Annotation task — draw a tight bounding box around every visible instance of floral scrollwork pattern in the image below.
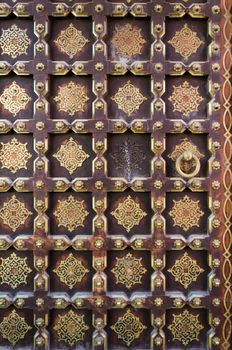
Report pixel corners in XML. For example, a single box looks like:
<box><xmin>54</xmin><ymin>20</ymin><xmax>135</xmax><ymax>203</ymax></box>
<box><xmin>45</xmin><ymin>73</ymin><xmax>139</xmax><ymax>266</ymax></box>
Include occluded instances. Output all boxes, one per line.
<box><xmin>0</xmin><ymin>138</ymin><xmax>31</xmax><ymax>173</ymax></box>
<box><xmin>0</xmin><ymin>24</ymin><xmax>31</xmax><ymax>58</ymax></box>
<box><xmin>0</xmin><ymin>81</ymin><xmax>31</xmax><ymax>116</ymax></box>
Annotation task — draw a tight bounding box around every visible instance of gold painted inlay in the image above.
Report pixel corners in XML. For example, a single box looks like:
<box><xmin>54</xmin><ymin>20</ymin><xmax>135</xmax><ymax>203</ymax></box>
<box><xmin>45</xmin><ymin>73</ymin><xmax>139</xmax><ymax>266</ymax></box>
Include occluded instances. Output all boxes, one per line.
<box><xmin>111</xmin><ymin>80</ymin><xmax>147</xmax><ymax>116</ymax></box>
<box><xmin>0</xmin><ymin>24</ymin><xmax>31</xmax><ymax>58</ymax></box>
<box><xmin>168</xmin><ymin>310</ymin><xmax>204</xmax><ymax>346</ymax></box>
<box><xmin>168</xmin><ymin>24</ymin><xmax>203</xmax><ymax>59</ymax></box>
<box><xmin>111</xmin><ymin>252</ymin><xmax>147</xmax><ymax>289</ymax></box>
<box><xmin>54</xmin><ymin>23</ymin><xmax>89</xmax><ymax>58</ymax></box>
<box><xmin>0</xmin><ymin>82</ymin><xmax>31</xmax><ymax>116</ymax></box>
<box><xmin>0</xmin><ymin>138</ymin><xmax>31</xmax><ymax>173</ymax></box>
<box><xmin>111</xmin><ymin>195</ymin><xmax>147</xmax><ymax>232</ymax></box>
<box><xmin>53</xmin><ymin>253</ymin><xmax>89</xmax><ymax>289</ymax></box>
<box><xmin>54</xmin><ymin>195</ymin><xmax>89</xmax><ymax>232</ymax></box>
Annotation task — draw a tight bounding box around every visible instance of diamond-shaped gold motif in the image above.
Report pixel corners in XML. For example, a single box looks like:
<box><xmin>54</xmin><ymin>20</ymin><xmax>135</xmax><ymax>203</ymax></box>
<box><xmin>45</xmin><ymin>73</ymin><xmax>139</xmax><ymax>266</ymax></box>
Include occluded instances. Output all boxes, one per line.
<box><xmin>54</xmin><ymin>23</ymin><xmax>89</xmax><ymax>59</ymax></box>
<box><xmin>54</xmin><ymin>310</ymin><xmax>89</xmax><ymax>346</ymax></box>
<box><xmin>169</xmin><ymin>81</ymin><xmax>203</xmax><ymax>117</ymax></box>
<box><xmin>53</xmin><ymin>137</ymin><xmax>89</xmax><ymax>175</ymax></box>
<box><xmin>54</xmin><ymin>81</ymin><xmax>89</xmax><ymax>116</ymax></box>
<box><xmin>0</xmin><ymin>81</ymin><xmax>31</xmax><ymax>116</ymax></box>
<box><xmin>0</xmin><ymin>310</ymin><xmax>32</xmax><ymax>346</ymax></box>
<box><xmin>169</xmin><ymin>195</ymin><xmax>204</xmax><ymax>232</ymax></box>
<box><xmin>0</xmin><ymin>138</ymin><xmax>31</xmax><ymax>173</ymax></box>
<box><xmin>111</xmin><ymin>252</ymin><xmax>147</xmax><ymax>289</ymax></box>
<box><xmin>0</xmin><ymin>24</ymin><xmax>31</xmax><ymax>58</ymax></box>
<box><xmin>54</xmin><ymin>195</ymin><xmax>89</xmax><ymax>232</ymax></box>
<box><xmin>111</xmin><ymin>195</ymin><xmax>147</xmax><ymax>233</ymax></box>
<box><xmin>111</xmin><ymin>309</ymin><xmax>147</xmax><ymax>346</ymax></box>
<box><xmin>111</xmin><ymin>80</ymin><xmax>147</xmax><ymax>116</ymax></box>
<box><xmin>53</xmin><ymin>253</ymin><xmax>89</xmax><ymax>289</ymax></box>
<box><xmin>0</xmin><ymin>195</ymin><xmax>32</xmax><ymax>232</ymax></box>
<box><xmin>0</xmin><ymin>252</ymin><xmax>32</xmax><ymax>289</ymax></box>
<box><xmin>168</xmin><ymin>252</ymin><xmax>204</xmax><ymax>289</ymax></box>
<box><xmin>168</xmin><ymin>24</ymin><xmax>203</xmax><ymax>59</ymax></box>
<box><xmin>112</xmin><ymin>23</ymin><xmax>146</xmax><ymax>59</ymax></box>
<box><xmin>168</xmin><ymin>310</ymin><xmax>204</xmax><ymax>346</ymax></box>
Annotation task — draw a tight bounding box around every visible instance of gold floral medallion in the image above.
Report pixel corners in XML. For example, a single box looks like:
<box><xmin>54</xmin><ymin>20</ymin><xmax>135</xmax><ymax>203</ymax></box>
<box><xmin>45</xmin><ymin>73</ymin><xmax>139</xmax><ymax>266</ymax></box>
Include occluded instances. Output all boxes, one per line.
<box><xmin>0</xmin><ymin>310</ymin><xmax>32</xmax><ymax>346</ymax></box>
<box><xmin>168</xmin><ymin>309</ymin><xmax>204</xmax><ymax>346</ymax></box>
<box><xmin>169</xmin><ymin>195</ymin><xmax>204</xmax><ymax>232</ymax></box>
<box><xmin>53</xmin><ymin>137</ymin><xmax>89</xmax><ymax>175</ymax></box>
<box><xmin>0</xmin><ymin>252</ymin><xmax>32</xmax><ymax>289</ymax></box>
<box><xmin>111</xmin><ymin>309</ymin><xmax>146</xmax><ymax>346</ymax></box>
<box><xmin>0</xmin><ymin>24</ymin><xmax>31</xmax><ymax>58</ymax></box>
<box><xmin>169</xmin><ymin>139</ymin><xmax>204</xmax><ymax>162</ymax></box>
<box><xmin>0</xmin><ymin>195</ymin><xmax>32</xmax><ymax>232</ymax></box>
<box><xmin>0</xmin><ymin>81</ymin><xmax>31</xmax><ymax>116</ymax></box>
<box><xmin>112</xmin><ymin>23</ymin><xmax>146</xmax><ymax>59</ymax></box>
<box><xmin>169</xmin><ymin>81</ymin><xmax>203</xmax><ymax>116</ymax></box>
<box><xmin>54</xmin><ymin>23</ymin><xmax>89</xmax><ymax>59</ymax></box>
<box><xmin>168</xmin><ymin>252</ymin><xmax>204</xmax><ymax>289</ymax></box>
<box><xmin>53</xmin><ymin>253</ymin><xmax>89</xmax><ymax>289</ymax></box>
<box><xmin>54</xmin><ymin>81</ymin><xmax>89</xmax><ymax>115</ymax></box>
<box><xmin>111</xmin><ymin>195</ymin><xmax>147</xmax><ymax>233</ymax></box>
<box><xmin>0</xmin><ymin>138</ymin><xmax>31</xmax><ymax>173</ymax></box>
<box><xmin>54</xmin><ymin>195</ymin><xmax>89</xmax><ymax>232</ymax></box>
<box><xmin>168</xmin><ymin>24</ymin><xmax>203</xmax><ymax>59</ymax></box>
<box><xmin>54</xmin><ymin>310</ymin><xmax>89</xmax><ymax>346</ymax></box>
<box><xmin>111</xmin><ymin>80</ymin><xmax>147</xmax><ymax>116</ymax></box>
<box><xmin>111</xmin><ymin>252</ymin><xmax>147</xmax><ymax>289</ymax></box>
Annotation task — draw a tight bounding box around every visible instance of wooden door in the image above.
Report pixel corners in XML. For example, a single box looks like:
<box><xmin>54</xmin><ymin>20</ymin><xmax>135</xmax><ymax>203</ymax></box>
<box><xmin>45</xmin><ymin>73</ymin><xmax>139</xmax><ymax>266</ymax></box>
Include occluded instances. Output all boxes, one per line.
<box><xmin>0</xmin><ymin>1</ymin><xmax>231</xmax><ymax>349</ymax></box>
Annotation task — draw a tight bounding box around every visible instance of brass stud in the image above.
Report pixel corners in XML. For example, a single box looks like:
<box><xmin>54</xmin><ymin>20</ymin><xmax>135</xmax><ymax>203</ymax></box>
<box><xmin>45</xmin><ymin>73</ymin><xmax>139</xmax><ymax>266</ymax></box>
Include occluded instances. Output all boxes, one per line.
<box><xmin>16</xmin><ymin>5</ymin><xmax>25</xmax><ymax>14</ymax></box>
<box><xmin>36</xmin><ymin>63</ymin><xmax>45</xmax><ymax>71</ymax></box>
<box><xmin>36</xmin><ymin>24</ymin><xmax>45</xmax><ymax>33</ymax></box>
<box><xmin>134</xmin><ymin>121</ymin><xmax>143</xmax><ymax>131</ymax></box>
<box><xmin>212</xmin><ymin>239</ymin><xmax>220</xmax><ymax>248</ymax></box>
<box><xmin>134</xmin><ymin>239</ymin><xmax>143</xmax><ymax>248</ymax></box>
<box><xmin>35</xmin><ymin>180</ymin><xmax>44</xmax><ymax>189</ymax></box>
<box><xmin>174</xmin><ymin>240</ymin><xmax>183</xmax><ymax>248</ymax></box>
<box><xmin>75</xmin><ymin>298</ymin><xmax>84</xmax><ymax>307</ymax></box>
<box><xmin>212</xmin><ymin>317</ymin><xmax>221</xmax><ymax>326</ymax></box>
<box><xmin>95</xmin><ymin>318</ymin><xmax>103</xmax><ymax>328</ymax></box>
<box><xmin>36</xmin><ymin>277</ymin><xmax>44</xmax><ymax>288</ymax></box>
<box><xmin>95</xmin><ymin>141</ymin><xmax>104</xmax><ymax>150</ymax></box>
<box><xmin>95</xmin><ymin>219</ymin><xmax>103</xmax><ymax>229</ymax></box>
<box><xmin>0</xmin><ymin>121</ymin><xmax>5</xmax><ymax>131</ymax></box>
<box><xmin>94</xmin><ymin>239</ymin><xmax>104</xmax><ymax>249</ymax></box>
<box><xmin>36</xmin><ymin>298</ymin><xmax>44</xmax><ymax>307</ymax></box>
<box><xmin>74</xmin><ymin>180</ymin><xmax>84</xmax><ymax>190</ymax></box>
<box><xmin>212</xmin><ymin>24</ymin><xmax>220</xmax><ymax>33</ymax></box>
<box><xmin>95</xmin><ymin>24</ymin><xmax>103</xmax><ymax>33</ymax></box>
<box><xmin>95</xmin><ymin>298</ymin><xmax>104</xmax><ymax>307</ymax></box>
<box><xmin>192</xmin><ymin>179</ymin><xmax>201</xmax><ymax>189</ymax></box>
<box><xmin>193</xmin><ymin>239</ymin><xmax>201</xmax><ymax>248</ymax></box>
<box><xmin>95</xmin><ymin>259</ymin><xmax>104</xmax><ymax>270</ymax></box>
<box><xmin>0</xmin><ymin>239</ymin><xmax>6</xmax><ymax>248</ymax></box>
<box><xmin>55</xmin><ymin>239</ymin><xmax>64</xmax><ymax>249</ymax></box>
<box><xmin>95</xmin><ymin>62</ymin><xmax>104</xmax><ymax>71</ymax></box>
<box><xmin>95</xmin><ymin>4</ymin><xmax>103</xmax><ymax>12</ymax></box>
<box><xmin>212</xmin><ymin>298</ymin><xmax>221</xmax><ymax>306</ymax></box>
<box><xmin>173</xmin><ymin>298</ymin><xmax>183</xmax><ymax>307</ymax></box>
<box><xmin>155</xmin><ymin>239</ymin><xmax>163</xmax><ymax>248</ymax></box>
<box><xmin>212</xmin><ymin>161</ymin><xmax>220</xmax><ymax>170</ymax></box>
<box><xmin>212</xmin><ymin>218</ymin><xmax>220</xmax><ymax>228</ymax></box>
<box><xmin>212</xmin><ymin>278</ymin><xmax>220</xmax><ymax>287</ymax></box>
<box><xmin>75</xmin><ymin>63</ymin><xmax>84</xmax><ymax>72</ymax></box>
<box><xmin>212</xmin><ymin>122</ymin><xmax>220</xmax><ymax>130</ymax></box>
<box><xmin>212</xmin><ymin>63</ymin><xmax>220</xmax><ymax>72</ymax></box>
<box><xmin>36</xmin><ymin>82</ymin><xmax>45</xmax><ymax>92</ymax></box>
<box><xmin>35</xmin><ymin>318</ymin><xmax>44</xmax><ymax>327</ymax></box>
<box><xmin>154</xmin><ymin>297</ymin><xmax>163</xmax><ymax>306</ymax></box>
<box><xmin>212</xmin><ymin>5</ymin><xmax>220</xmax><ymax>14</ymax></box>
<box><xmin>36</xmin><ymin>122</ymin><xmax>45</xmax><ymax>131</ymax></box>
<box><xmin>35</xmin><ymin>258</ymin><xmax>45</xmax><ymax>269</ymax></box>
<box><xmin>173</xmin><ymin>121</ymin><xmax>182</xmax><ymax>131</ymax></box>
<box><xmin>55</xmin><ymin>298</ymin><xmax>65</xmax><ymax>308</ymax></box>
<box><xmin>154</xmin><ymin>43</ymin><xmax>162</xmax><ymax>52</ymax></box>
<box><xmin>212</xmin><ymin>337</ymin><xmax>220</xmax><ymax>346</ymax></box>
<box><xmin>36</xmin><ymin>43</ymin><xmax>44</xmax><ymax>52</ymax></box>
<box><xmin>75</xmin><ymin>4</ymin><xmax>84</xmax><ymax>13</ymax></box>
<box><xmin>174</xmin><ymin>180</ymin><xmax>182</xmax><ymax>190</ymax></box>
<box><xmin>212</xmin><ymin>141</ymin><xmax>221</xmax><ymax>150</ymax></box>
<box><xmin>154</xmin><ymin>141</ymin><xmax>163</xmax><ymax>149</ymax></box>
<box><xmin>192</xmin><ymin>63</ymin><xmax>201</xmax><ymax>73</ymax></box>
<box><xmin>16</xmin><ymin>121</ymin><xmax>26</xmax><ymax>131</ymax></box>
<box><xmin>74</xmin><ymin>239</ymin><xmax>84</xmax><ymax>249</ymax></box>
<box><xmin>154</xmin><ymin>63</ymin><xmax>163</xmax><ymax>72</ymax></box>
<box><xmin>95</xmin><ymin>160</ymin><xmax>103</xmax><ymax>170</ymax></box>
<box><xmin>213</xmin><ymin>102</ymin><xmax>220</xmax><ymax>111</ymax></box>
<box><xmin>155</xmin><ymin>101</ymin><xmax>163</xmax><ymax>110</ymax></box>
<box><xmin>192</xmin><ymin>5</ymin><xmax>201</xmax><ymax>14</ymax></box>
<box><xmin>212</xmin><ymin>259</ymin><xmax>220</xmax><ymax>268</ymax></box>
<box><xmin>154</xmin><ymin>258</ymin><xmax>163</xmax><ymax>268</ymax></box>
<box><xmin>173</xmin><ymin>63</ymin><xmax>182</xmax><ymax>72</ymax></box>
<box><xmin>15</xmin><ymin>179</ymin><xmax>24</xmax><ymax>189</ymax></box>
<box><xmin>36</xmin><ymin>239</ymin><xmax>45</xmax><ymax>248</ymax></box>
<box><xmin>154</xmin><ymin>121</ymin><xmax>163</xmax><ymax>129</ymax></box>
<box><xmin>36</xmin><ymin>218</ymin><xmax>45</xmax><ymax>229</ymax></box>
<box><xmin>75</xmin><ymin>121</ymin><xmax>84</xmax><ymax>131</ymax></box>
<box><xmin>212</xmin><ymin>43</ymin><xmax>219</xmax><ymax>53</ymax></box>
<box><xmin>114</xmin><ymin>63</ymin><xmax>124</xmax><ymax>72</ymax></box>
<box><xmin>155</xmin><ymin>160</ymin><xmax>162</xmax><ymax>169</ymax></box>
<box><xmin>56</xmin><ymin>4</ymin><xmax>64</xmax><ymax>13</ymax></box>
<box><xmin>192</xmin><ymin>297</ymin><xmax>201</xmax><ymax>306</ymax></box>
<box><xmin>95</xmin><ymin>82</ymin><xmax>104</xmax><ymax>92</ymax></box>
<box><xmin>95</xmin><ymin>200</ymin><xmax>103</xmax><ymax>209</ymax></box>
<box><xmin>212</xmin><ymin>180</ymin><xmax>220</xmax><ymax>189</ymax></box>
<box><xmin>35</xmin><ymin>337</ymin><xmax>45</xmax><ymax>347</ymax></box>
<box><xmin>95</xmin><ymin>121</ymin><xmax>104</xmax><ymax>130</ymax></box>
<box><xmin>212</xmin><ymin>200</ymin><xmax>220</xmax><ymax>209</ymax></box>
<box><xmin>15</xmin><ymin>298</ymin><xmax>25</xmax><ymax>308</ymax></box>
<box><xmin>95</xmin><ymin>101</ymin><xmax>104</xmax><ymax>110</ymax></box>
<box><xmin>114</xmin><ymin>239</ymin><xmax>123</xmax><ymax>248</ymax></box>
<box><xmin>36</xmin><ymin>101</ymin><xmax>45</xmax><ymax>110</ymax></box>
<box><xmin>154</xmin><ymin>180</ymin><xmax>162</xmax><ymax>189</ymax></box>
<box><xmin>134</xmin><ymin>180</ymin><xmax>143</xmax><ymax>190</ymax></box>
<box><xmin>95</xmin><ymin>181</ymin><xmax>103</xmax><ymax>190</ymax></box>
<box><xmin>154</xmin><ymin>24</ymin><xmax>162</xmax><ymax>32</ymax></box>
<box><xmin>154</xmin><ymin>278</ymin><xmax>162</xmax><ymax>287</ymax></box>
<box><xmin>134</xmin><ymin>5</ymin><xmax>143</xmax><ymax>15</ymax></box>
<box><xmin>174</xmin><ymin>5</ymin><xmax>182</xmax><ymax>13</ymax></box>
<box><xmin>35</xmin><ymin>141</ymin><xmax>44</xmax><ymax>151</ymax></box>
<box><xmin>114</xmin><ymin>121</ymin><xmax>124</xmax><ymax>131</ymax></box>
<box><xmin>134</xmin><ymin>63</ymin><xmax>143</xmax><ymax>72</ymax></box>
<box><xmin>115</xmin><ymin>5</ymin><xmax>123</xmax><ymax>14</ymax></box>
<box><xmin>114</xmin><ymin>180</ymin><xmax>124</xmax><ymax>190</ymax></box>
<box><xmin>154</xmin><ymin>5</ymin><xmax>163</xmax><ymax>13</ymax></box>
<box><xmin>95</xmin><ymin>43</ymin><xmax>103</xmax><ymax>52</ymax></box>
<box><xmin>154</xmin><ymin>317</ymin><xmax>162</xmax><ymax>327</ymax></box>
<box><xmin>36</xmin><ymin>4</ymin><xmax>44</xmax><ymax>12</ymax></box>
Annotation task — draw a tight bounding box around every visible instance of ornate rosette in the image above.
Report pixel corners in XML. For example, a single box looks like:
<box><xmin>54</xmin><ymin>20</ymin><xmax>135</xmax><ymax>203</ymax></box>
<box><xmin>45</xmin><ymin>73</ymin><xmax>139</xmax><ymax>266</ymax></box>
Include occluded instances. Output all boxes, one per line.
<box><xmin>0</xmin><ymin>310</ymin><xmax>31</xmax><ymax>346</ymax></box>
<box><xmin>0</xmin><ymin>138</ymin><xmax>31</xmax><ymax>173</ymax></box>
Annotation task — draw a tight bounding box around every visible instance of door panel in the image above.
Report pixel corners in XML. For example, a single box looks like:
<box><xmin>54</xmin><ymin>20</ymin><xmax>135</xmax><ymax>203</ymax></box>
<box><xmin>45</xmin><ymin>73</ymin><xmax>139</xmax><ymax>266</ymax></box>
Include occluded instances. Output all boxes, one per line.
<box><xmin>0</xmin><ymin>1</ymin><xmax>231</xmax><ymax>349</ymax></box>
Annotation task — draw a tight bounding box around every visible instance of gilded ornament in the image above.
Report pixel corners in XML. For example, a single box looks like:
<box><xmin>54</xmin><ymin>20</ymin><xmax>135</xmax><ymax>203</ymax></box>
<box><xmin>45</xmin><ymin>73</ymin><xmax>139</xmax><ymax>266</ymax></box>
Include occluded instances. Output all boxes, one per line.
<box><xmin>0</xmin><ymin>82</ymin><xmax>31</xmax><ymax>116</ymax></box>
<box><xmin>168</xmin><ymin>24</ymin><xmax>203</xmax><ymax>59</ymax></box>
<box><xmin>168</xmin><ymin>310</ymin><xmax>204</xmax><ymax>346</ymax></box>
<box><xmin>168</xmin><ymin>252</ymin><xmax>204</xmax><ymax>289</ymax></box>
<box><xmin>111</xmin><ymin>80</ymin><xmax>147</xmax><ymax>116</ymax></box>
<box><xmin>111</xmin><ymin>309</ymin><xmax>146</xmax><ymax>346</ymax></box>
<box><xmin>169</xmin><ymin>195</ymin><xmax>204</xmax><ymax>232</ymax></box>
<box><xmin>54</xmin><ymin>23</ymin><xmax>89</xmax><ymax>59</ymax></box>
<box><xmin>54</xmin><ymin>310</ymin><xmax>88</xmax><ymax>346</ymax></box>
<box><xmin>168</xmin><ymin>81</ymin><xmax>203</xmax><ymax>116</ymax></box>
<box><xmin>53</xmin><ymin>253</ymin><xmax>89</xmax><ymax>289</ymax></box>
<box><xmin>0</xmin><ymin>252</ymin><xmax>32</xmax><ymax>289</ymax></box>
<box><xmin>111</xmin><ymin>252</ymin><xmax>147</xmax><ymax>289</ymax></box>
<box><xmin>0</xmin><ymin>195</ymin><xmax>32</xmax><ymax>232</ymax></box>
<box><xmin>54</xmin><ymin>81</ymin><xmax>89</xmax><ymax>116</ymax></box>
<box><xmin>0</xmin><ymin>138</ymin><xmax>31</xmax><ymax>173</ymax></box>
<box><xmin>54</xmin><ymin>195</ymin><xmax>89</xmax><ymax>232</ymax></box>
<box><xmin>53</xmin><ymin>137</ymin><xmax>89</xmax><ymax>174</ymax></box>
<box><xmin>0</xmin><ymin>310</ymin><xmax>31</xmax><ymax>346</ymax></box>
<box><xmin>0</xmin><ymin>24</ymin><xmax>31</xmax><ymax>58</ymax></box>
<box><xmin>112</xmin><ymin>23</ymin><xmax>146</xmax><ymax>59</ymax></box>
<box><xmin>111</xmin><ymin>195</ymin><xmax>147</xmax><ymax>232</ymax></box>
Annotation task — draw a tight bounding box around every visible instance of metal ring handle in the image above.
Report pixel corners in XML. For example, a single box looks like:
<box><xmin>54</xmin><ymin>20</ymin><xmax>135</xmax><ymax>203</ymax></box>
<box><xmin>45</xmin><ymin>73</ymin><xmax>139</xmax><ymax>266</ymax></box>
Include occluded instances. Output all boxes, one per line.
<box><xmin>175</xmin><ymin>151</ymin><xmax>200</xmax><ymax>178</ymax></box>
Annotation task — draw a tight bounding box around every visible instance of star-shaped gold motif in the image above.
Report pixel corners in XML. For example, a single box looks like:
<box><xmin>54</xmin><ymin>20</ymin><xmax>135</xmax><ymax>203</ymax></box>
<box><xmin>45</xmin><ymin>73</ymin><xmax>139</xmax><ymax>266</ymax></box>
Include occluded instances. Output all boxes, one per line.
<box><xmin>169</xmin><ymin>81</ymin><xmax>203</xmax><ymax>117</ymax></box>
<box><xmin>54</xmin><ymin>81</ymin><xmax>89</xmax><ymax>116</ymax></box>
<box><xmin>168</xmin><ymin>310</ymin><xmax>204</xmax><ymax>346</ymax></box>
<box><xmin>54</xmin><ymin>310</ymin><xmax>89</xmax><ymax>346</ymax></box>
<box><xmin>0</xmin><ymin>24</ymin><xmax>31</xmax><ymax>58</ymax></box>
<box><xmin>54</xmin><ymin>23</ymin><xmax>89</xmax><ymax>59</ymax></box>
<box><xmin>0</xmin><ymin>195</ymin><xmax>32</xmax><ymax>232</ymax></box>
<box><xmin>168</xmin><ymin>24</ymin><xmax>203</xmax><ymax>59</ymax></box>
<box><xmin>53</xmin><ymin>253</ymin><xmax>89</xmax><ymax>289</ymax></box>
<box><xmin>169</xmin><ymin>195</ymin><xmax>204</xmax><ymax>232</ymax></box>
<box><xmin>53</xmin><ymin>137</ymin><xmax>89</xmax><ymax>175</ymax></box>
<box><xmin>112</xmin><ymin>23</ymin><xmax>146</xmax><ymax>59</ymax></box>
<box><xmin>0</xmin><ymin>252</ymin><xmax>32</xmax><ymax>289</ymax></box>
<box><xmin>168</xmin><ymin>252</ymin><xmax>204</xmax><ymax>289</ymax></box>
<box><xmin>111</xmin><ymin>195</ymin><xmax>147</xmax><ymax>233</ymax></box>
<box><xmin>0</xmin><ymin>310</ymin><xmax>32</xmax><ymax>347</ymax></box>
<box><xmin>0</xmin><ymin>81</ymin><xmax>31</xmax><ymax>116</ymax></box>
<box><xmin>0</xmin><ymin>138</ymin><xmax>31</xmax><ymax>173</ymax></box>
<box><xmin>54</xmin><ymin>195</ymin><xmax>89</xmax><ymax>232</ymax></box>
<box><xmin>111</xmin><ymin>252</ymin><xmax>147</xmax><ymax>289</ymax></box>
<box><xmin>111</xmin><ymin>309</ymin><xmax>146</xmax><ymax>346</ymax></box>
<box><xmin>111</xmin><ymin>81</ymin><xmax>147</xmax><ymax>116</ymax></box>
